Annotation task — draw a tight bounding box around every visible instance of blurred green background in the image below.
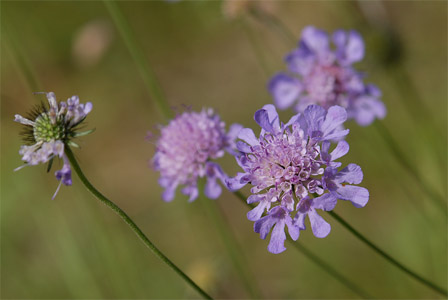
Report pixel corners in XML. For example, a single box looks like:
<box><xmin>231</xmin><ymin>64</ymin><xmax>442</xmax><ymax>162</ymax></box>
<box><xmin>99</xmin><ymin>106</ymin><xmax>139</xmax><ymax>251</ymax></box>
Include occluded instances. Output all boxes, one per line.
<box><xmin>1</xmin><ymin>1</ymin><xmax>446</xmax><ymax>299</ymax></box>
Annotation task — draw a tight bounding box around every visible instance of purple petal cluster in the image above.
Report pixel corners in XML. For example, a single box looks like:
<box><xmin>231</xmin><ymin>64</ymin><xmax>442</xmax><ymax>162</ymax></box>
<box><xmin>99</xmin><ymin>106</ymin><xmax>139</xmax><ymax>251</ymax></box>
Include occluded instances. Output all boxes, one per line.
<box><xmin>153</xmin><ymin>108</ymin><xmax>242</xmax><ymax>202</ymax></box>
<box><xmin>227</xmin><ymin>104</ymin><xmax>368</xmax><ymax>254</ymax></box>
<box><xmin>269</xmin><ymin>26</ymin><xmax>386</xmax><ymax>126</ymax></box>
<box><xmin>14</xmin><ymin>92</ymin><xmax>92</xmax><ymax>199</ymax></box>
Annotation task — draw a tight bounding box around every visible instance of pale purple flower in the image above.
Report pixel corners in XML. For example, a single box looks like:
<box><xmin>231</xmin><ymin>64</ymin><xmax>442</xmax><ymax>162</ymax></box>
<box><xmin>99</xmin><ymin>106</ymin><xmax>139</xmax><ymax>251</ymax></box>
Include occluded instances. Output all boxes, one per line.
<box><xmin>227</xmin><ymin>104</ymin><xmax>368</xmax><ymax>254</ymax></box>
<box><xmin>14</xmin><ymin>92</ymin><xmax>93</xmax><ymax>199</ymax></box>
<box><xmin>269</xmin><ymin>26</ymin><xmax>386</xmax><ymax>126</ymax></box>
<box><xmin>153</xmin><ymin>108</ymin><xmax>242</xmax><ymax>202</ymax></box>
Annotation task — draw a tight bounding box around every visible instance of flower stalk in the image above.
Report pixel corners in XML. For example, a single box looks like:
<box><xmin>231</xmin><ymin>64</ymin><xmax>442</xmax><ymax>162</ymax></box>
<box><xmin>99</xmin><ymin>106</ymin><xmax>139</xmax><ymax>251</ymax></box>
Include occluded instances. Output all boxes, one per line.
<box><xmin>247</xmin><ymin>8</ymin><xmax>446</xmax><ymax>213</ymax></box>
<box><xmin>233</xmin><ymin>191</ymin><xmax>371</xmax><ymax>299</ymax></box>
<box><xmin>104</xmin><ymin>0</ymin><xmax>173</xmax><ymax>120</ymax></box>
<box><xmin>65</xmin><ymin>146</ymin><xmax>212</xmax><ymax>299</ymax></box>
<box><xmin>327</xmin><ymin>210</ymin><xmax>447</xmax><ymax>297</ymax></box>
<box><xmin>198</xmin><ymin>187</ymin><xmax>261</xmax><ymax>298</ymax></box>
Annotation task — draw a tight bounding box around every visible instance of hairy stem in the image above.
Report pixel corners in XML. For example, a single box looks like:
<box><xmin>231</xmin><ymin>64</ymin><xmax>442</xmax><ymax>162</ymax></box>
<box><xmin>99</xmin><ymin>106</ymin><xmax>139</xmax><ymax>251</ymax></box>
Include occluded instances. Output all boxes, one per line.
<box><xmin>65</xmin><ymin>146</ymin><xmax>212</xmax><ymax>299</ymax></box>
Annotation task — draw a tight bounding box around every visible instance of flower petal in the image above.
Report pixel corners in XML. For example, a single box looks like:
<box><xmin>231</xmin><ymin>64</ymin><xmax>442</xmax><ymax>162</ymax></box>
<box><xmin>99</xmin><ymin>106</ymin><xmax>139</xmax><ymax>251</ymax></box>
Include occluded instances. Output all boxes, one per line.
<box><xmin>226</xmin><ymin>172</ymin><xmax>249</xmax><ymax>191</ymax></box>
<box><xmin>204</xmin><ymin>176</ymin><xmax>222</xmax><ymax>199</ymax></box>
<box><xmin>298</xmin><ymin>104</ymin><xmax>326</xmax><ymax>138</ymax></box>
<box><xmin>302</xmin><ymin>26</ymin><xmax>329</xmax><ymax>55</ymax></box>
<box><xmin>335</xmin><ymin>163</ymin><xmax>363</xmax><ymax>185</ymax></box>
<box><xmin>308</xmin><ymin>209</ymin><xmax>331</xmax><ymax>238</ymax></box>
<box><xmin>330</xmin><ymin>140</ymin><xmax>349</xmax><ymax>161</ymax></box>
<box><xmin>238</xmin><ymin>128</ymin><xmax>259</xmax><ymax>146</ymax></box>
<box><xmin>268</xmin><ymin>73</ymin><xmax>301</xmax><ymax>110</ymax></box>
<box><xmin>321</xmin><ymin>106</ymin><xmax>347</xmax><ymax>138</ymax></box>
<box><xmin>227</xmin><ymin>123</ymin><xmax>243</xmax><ymax>141</ymax></box>
<box><xmin>254</xmin><ymin>214</ymin><xmax>277</xmax><ymax>239</ymax></box>
<box><xmin>336</xmin><ymin>185</ymin><xmax>369</xmax><ymax>208</ymax></box>
<box><xmin>285</xmin><ymin>44</ymin><xmax>315</xmax><ymax>76</ymax></box>
<box><xmin>312</xmin><ymin>193</ymin><xmax>337</xmax><ymax>211</ymax></box>
<box><xmin>268</xmin><ymin>221</ymin><xmax>287</xmax><ymax>254</ymax></box>
<box><xmin>285</xmin><ymin>216</ymin><xmax>300</xmax><ymax>241</ymax></box>
<box><xmin>345</xmin><ymin>30</ymin><xmax>364</xmax><ymax>64</ymax></box>
<box><xmin>247</xmin><ymin>200</ymin><xmax>270</xmax><ymax>221</ymax></box>
<box><xmin>293</xmin><ymin>213</ymin><xmax>306</xmax><ymax>230</ymax></box>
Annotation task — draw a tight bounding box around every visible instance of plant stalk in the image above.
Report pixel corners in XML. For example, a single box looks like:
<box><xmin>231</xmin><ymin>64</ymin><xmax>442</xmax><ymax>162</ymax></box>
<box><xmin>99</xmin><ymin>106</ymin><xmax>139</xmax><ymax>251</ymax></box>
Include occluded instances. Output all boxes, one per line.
<box><xmin>327</xmin><ymin>210</ymin><xmax>447</xmax><ymax>297</ymax></box>
<box><xmin>65</xmin><ymin>146</ymin><xmax>212</xmax><ymax>299</ymax></box>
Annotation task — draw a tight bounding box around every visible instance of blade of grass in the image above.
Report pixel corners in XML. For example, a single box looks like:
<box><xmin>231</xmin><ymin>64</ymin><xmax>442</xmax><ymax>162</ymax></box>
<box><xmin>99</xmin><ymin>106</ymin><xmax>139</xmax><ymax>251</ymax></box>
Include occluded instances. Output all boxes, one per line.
<box><xmin>104</xmin><ymin>0</ymin><xmax>173</xmax><ymax>120</ymax></box>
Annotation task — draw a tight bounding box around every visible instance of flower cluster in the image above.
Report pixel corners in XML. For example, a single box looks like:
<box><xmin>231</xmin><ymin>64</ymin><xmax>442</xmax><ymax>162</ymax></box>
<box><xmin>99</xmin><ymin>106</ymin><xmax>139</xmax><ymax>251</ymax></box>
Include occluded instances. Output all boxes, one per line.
<box><xmin>14</xmin><ymin>92</ymin><xmax>93</xmax><ymax>199</ymax></box>
<box><xmin>227</xmin><ymin>104</ymin><xmax>369</xmax><ymax>253</ymax></box>
<box><xmin>152</xmin><ymin>108</ymin><xmax>242</xmax><ymax>202</ymax></box>
<box><xmin>269</xmin><ymin>26</ymin><xmax>386</xmax><ymax>126</ymax></box>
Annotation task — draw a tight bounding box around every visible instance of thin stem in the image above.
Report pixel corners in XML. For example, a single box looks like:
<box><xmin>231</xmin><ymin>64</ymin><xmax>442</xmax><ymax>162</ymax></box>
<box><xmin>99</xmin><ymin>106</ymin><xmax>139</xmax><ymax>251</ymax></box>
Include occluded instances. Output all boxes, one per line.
<box><xmin>327</xmin><ymin>210</ymin><xmax>447</xmax><ymax>297</ymax></box>
<box><xmin>240</xmin><ymin>17</ymin><xmax>272</xmax><ymax>77</ymax></box>
<box><xmin>248</xmin><ymin>8</ymin><xmax>447</xmax><ymax>213</ymax></box>
<box><xmin>374</xmin><ymin>121</ymin><xmax>447</xmax><ymax>213</ymax></box>
<box><xmin>249</xmin><ymin>8</ymin><xmax>296</xmax><ymax>46</ymax></box>
<box><xmin>104</xmin><ymin>0</ymin><xmax>173</xmax><ymax>120</ymax></box>
<box><xmin>199</xmin><ymin>192</ymin><xmax>261</xmax><ymax>298</ymax></box>
<box><xmin>4</xmin><ymin>24</ymin><xmax>42</xmax><ymax>93</ymax></box>
<box><xmin>65</xmin><ymin>147</ymin><xmax>212</xmax><ymax>300</ymax></box>
<box><xmin>287</xmin><ymin>240</ymin><xmax>372</xmax><ymax>299</ymax></box>
<box><xmin>233</xmin><ymin>191</ymin><xmax>371</xmax><ymax>299</ymax></box>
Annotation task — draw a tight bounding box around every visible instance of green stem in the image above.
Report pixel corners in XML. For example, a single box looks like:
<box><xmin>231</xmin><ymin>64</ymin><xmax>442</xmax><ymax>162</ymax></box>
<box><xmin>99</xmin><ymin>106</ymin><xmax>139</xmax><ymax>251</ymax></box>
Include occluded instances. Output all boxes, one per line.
<box><xmin>233</xmin><ymin>191</ymin><xmax>371</xmax><ymax>298</ymax></box>
<box><xmin>327</xmin><ymin>210</ymin><xmax>447</xmax><ymax>297</ymax></box>
<box><xmin>374</xmin><ymin>121</ymin><xmax>447</xmax><ymax>213</ymax></box>
<box><xmin>65</xmin><ymin>146</ymin><xmax>212</xmax><ymax>299</ymax></box>
<box><xmin>4</xmin><ymin>24</ymin><xmax>42</xmax><ymax>93</ymax></box>
<box><xmin>249</xmin><ymin>8</ymin><xmax>296</xmax><ymax>46</ymax></box>
<box><xmin>249</xmin><ymin>8</ymin><xmax>447</xmax><ymax>213</ymax></box>
<box><xmin>104</xmin><ymin>3</ymin><xmax>262</xmax><ymax>297</ymax></box>
<box><xmin>240</xmin><ymin>17</ymin><xmax>272</xmax><ymax>77</ymax></box>
<box><xmin>199</xmin><ymin>192</ymin><xmax>261</xmax><ymax>298</ymax></box>
<box><xmin>104</xmin><ymin>0</ymin><xmax>173</xmax><ymax>120</ymax></box>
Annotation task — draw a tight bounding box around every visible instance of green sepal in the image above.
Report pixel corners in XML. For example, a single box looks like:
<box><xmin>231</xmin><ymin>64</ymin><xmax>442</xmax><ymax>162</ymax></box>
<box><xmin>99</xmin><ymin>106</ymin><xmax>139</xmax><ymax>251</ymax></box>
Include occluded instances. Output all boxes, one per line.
<box><xmin>72</xmin><ymin>128</ymin><xmax>96</xmax><ymax>137</ymax></box>
<box><xmin>46</xmin><ymin>158</ymin><xmax>54</xmax><ymax>173</ymax></box>
<box><xmin>68</xmin><ymin>141</ymin><xmax>80</xmax><ymax>148</ymax></box>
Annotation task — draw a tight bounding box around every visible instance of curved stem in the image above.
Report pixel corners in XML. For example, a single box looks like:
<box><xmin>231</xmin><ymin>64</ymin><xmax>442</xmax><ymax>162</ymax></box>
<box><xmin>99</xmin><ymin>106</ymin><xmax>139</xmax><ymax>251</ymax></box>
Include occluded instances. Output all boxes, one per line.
<box><xmin>65</xmin><ymin>146</ymin><xmax>212</xmax><ymax>300</ymax></box>
<box><xmin>327</xmin><ymin>210</ymin><xmax>447</xmax><ymax>297</ymax></box>
<box><xmin>233</xmin><ymin>191</ymin><xmax>371</xmax><ymax>299</ymax></box>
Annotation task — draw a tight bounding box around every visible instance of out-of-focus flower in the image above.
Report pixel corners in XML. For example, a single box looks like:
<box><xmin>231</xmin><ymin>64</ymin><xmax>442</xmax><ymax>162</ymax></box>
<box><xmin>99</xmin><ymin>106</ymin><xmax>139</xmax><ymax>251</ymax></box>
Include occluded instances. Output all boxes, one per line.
<box><xmin>152</xmin><ymin>108</ymin><xmax>242</xmax><ymax>202</ymax></box>
<box><xmin>227</xmin><ymin>104</ymin><xmax>368</xmax><ymax>254</ymax></box>
<box><xmin>72</xmin><ymin>19</ymin><xmax>114</xmax><ymax>69</ymax></box>
<box><xmin>269</xmin><ymin>26</ymin><xmax>386</xmax><ymax>126</ymax></box>
<box><xmin>14</xmin><ymin>92</ymin><xmax>94</xmax><ymax>199</ymax></box>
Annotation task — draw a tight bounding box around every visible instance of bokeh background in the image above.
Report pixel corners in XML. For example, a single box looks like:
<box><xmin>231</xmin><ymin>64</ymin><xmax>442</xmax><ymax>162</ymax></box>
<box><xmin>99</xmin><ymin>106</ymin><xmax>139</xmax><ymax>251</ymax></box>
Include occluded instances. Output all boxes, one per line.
<box><xmin>1</xmin><ymin>1</ymin><xmax>447</xmax><ymax>299</ymax></box>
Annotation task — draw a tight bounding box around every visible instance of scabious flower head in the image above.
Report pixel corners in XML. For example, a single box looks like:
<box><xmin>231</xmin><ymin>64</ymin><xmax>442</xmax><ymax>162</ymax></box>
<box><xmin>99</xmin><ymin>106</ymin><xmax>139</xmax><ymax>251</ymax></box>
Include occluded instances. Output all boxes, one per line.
<box><xmin>227</xmin><ymin>104</ymin><xmax>369</xmax><ymax>254</ymax></box>
<box><xmin>269</xmin><ymin>26</ymin><xmax>386</xmax><ymax>126</ymax></box>
<box><xmin>14</xmin><ymin>92</ymin><xmax>93</xmax><ymax>199</ymax></box>
<box><xmin>152</xmin><ymin>108</ymin><xmax>242</xmax><ymax>202</ymax></box>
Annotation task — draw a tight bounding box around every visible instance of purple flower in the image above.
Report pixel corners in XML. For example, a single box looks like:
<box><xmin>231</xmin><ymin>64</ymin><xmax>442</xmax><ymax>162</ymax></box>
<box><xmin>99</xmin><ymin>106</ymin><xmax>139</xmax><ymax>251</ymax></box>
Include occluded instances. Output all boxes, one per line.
<box><xmin>152</xmin><ymin>108</ymin><xmax>242</xmax><ymax>202</ymax></box>
<box><xmin>227</xmin><ymin>104</ymin><xmax>368</xmax><ymax>254</ymax></box>
<box><xmin>14</xmin><ymin>92</ymin><xmax>93</xmax><ymax>199</ymax></box>
<box><xmin>269</xmin><ymin>26</ymin><xmax>386</xmax><ymax>126</ymax></box>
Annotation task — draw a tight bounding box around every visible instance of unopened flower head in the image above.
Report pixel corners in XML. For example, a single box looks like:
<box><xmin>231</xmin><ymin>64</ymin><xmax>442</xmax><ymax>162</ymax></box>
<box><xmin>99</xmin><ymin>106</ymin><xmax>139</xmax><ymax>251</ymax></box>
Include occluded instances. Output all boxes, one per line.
<box><xmin>269</xmin><ymin>26</ymin><xmax>386</xmax><ymax>126</ymax></box>
<box><xmin>227</xmin><ymin>104</ymin><xmax>369</xmax><ymax>254</ymax></box>
<box><xmin>14</xmin><ymin>92</ymin><xmax>93</xmax><ymax>199</ymax></box>
<box><xmin>153</xmin><ymin>108</ymin><xmax>242</xmax><ymax>202</ymax></box>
